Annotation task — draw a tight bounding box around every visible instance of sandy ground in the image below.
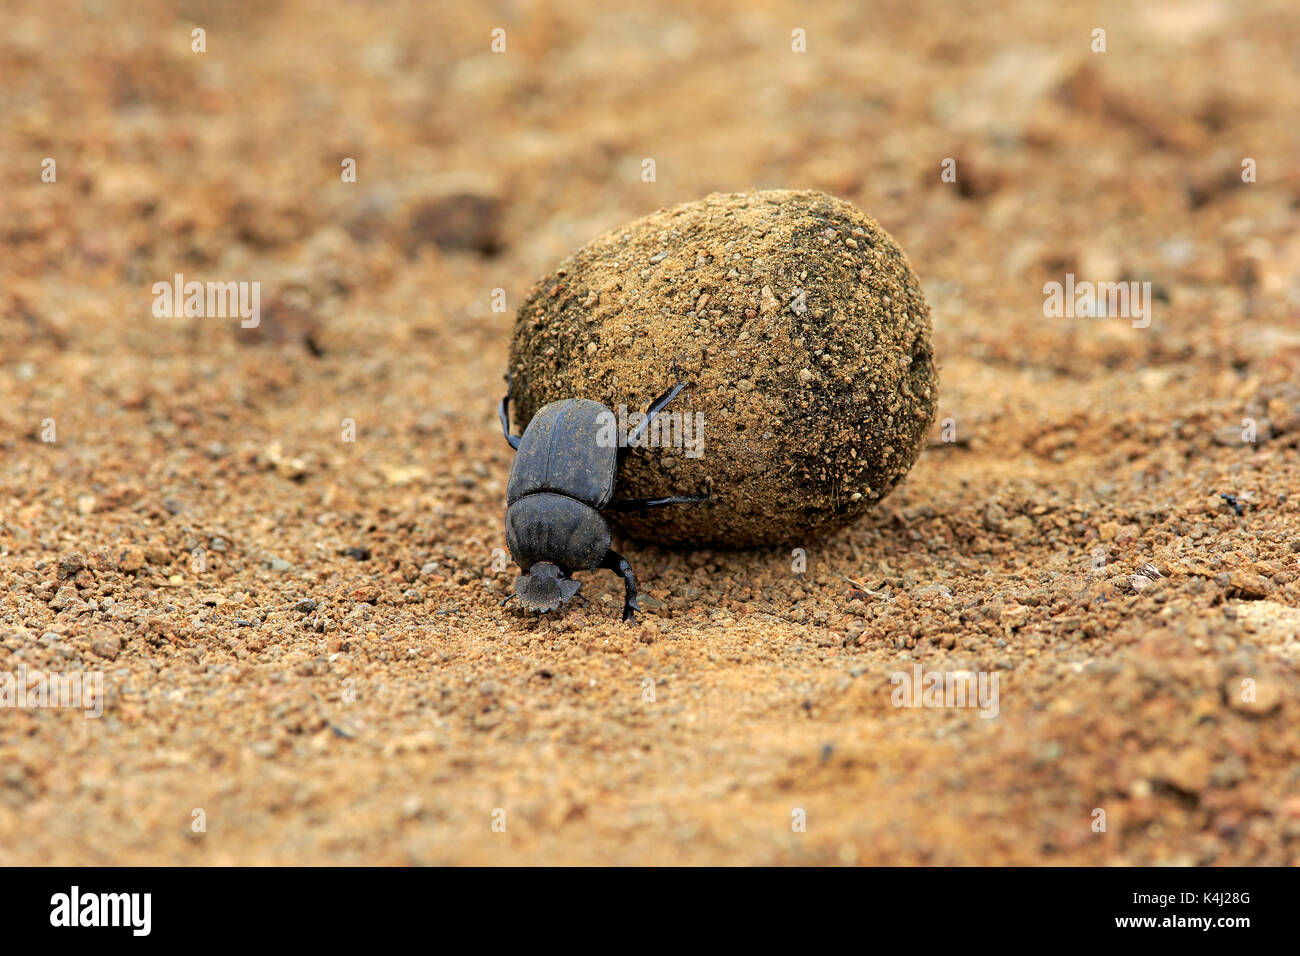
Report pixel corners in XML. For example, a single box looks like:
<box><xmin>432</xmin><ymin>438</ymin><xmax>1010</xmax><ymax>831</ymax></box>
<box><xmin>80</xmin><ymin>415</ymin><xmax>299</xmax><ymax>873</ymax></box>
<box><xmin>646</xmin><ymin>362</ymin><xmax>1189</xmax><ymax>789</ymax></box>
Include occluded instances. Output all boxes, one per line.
<box><xmin>3</xmin><ymin>0</ymin><xmax>1300</xmax><ymax>865</ymax></box>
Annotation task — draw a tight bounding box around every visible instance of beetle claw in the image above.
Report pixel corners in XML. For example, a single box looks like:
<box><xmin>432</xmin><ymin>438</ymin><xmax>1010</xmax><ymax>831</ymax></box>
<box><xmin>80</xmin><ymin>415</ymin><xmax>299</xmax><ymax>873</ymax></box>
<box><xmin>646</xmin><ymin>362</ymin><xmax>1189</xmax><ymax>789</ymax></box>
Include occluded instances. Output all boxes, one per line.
<box><xmin>670</xmin><ymin>355</ymin><xmax>687</xmax><ymax>385</ymax></box>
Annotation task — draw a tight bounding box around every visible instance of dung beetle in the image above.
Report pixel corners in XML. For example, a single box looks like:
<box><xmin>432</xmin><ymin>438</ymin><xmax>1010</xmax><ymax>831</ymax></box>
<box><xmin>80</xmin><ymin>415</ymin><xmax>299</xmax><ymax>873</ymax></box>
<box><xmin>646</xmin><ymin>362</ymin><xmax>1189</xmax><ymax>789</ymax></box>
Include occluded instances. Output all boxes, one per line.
<box><xmin>498</xmin><ymin>370</ymin><xmax>709</xmax><ymax>622</ymax></box>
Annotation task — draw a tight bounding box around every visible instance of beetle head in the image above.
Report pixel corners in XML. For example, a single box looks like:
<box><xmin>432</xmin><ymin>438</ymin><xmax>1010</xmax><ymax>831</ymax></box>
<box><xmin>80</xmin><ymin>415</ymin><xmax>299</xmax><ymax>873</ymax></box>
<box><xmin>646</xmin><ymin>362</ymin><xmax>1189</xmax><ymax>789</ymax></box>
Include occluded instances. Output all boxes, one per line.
<box><xmin>514</xmin><ymin>562</ymin><xmax>581</xmax><ymax>613</ymax></box>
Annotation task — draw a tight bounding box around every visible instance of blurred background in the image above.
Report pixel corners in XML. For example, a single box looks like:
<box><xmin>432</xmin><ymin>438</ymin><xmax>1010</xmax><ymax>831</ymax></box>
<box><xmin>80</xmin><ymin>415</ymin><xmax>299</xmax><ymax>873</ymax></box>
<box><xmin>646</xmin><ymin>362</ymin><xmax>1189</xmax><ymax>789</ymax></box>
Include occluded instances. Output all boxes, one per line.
<box><xmin>7</xmin><ymin>0</ymin><xmax>1298</xmax><ymax>386</ymax></box>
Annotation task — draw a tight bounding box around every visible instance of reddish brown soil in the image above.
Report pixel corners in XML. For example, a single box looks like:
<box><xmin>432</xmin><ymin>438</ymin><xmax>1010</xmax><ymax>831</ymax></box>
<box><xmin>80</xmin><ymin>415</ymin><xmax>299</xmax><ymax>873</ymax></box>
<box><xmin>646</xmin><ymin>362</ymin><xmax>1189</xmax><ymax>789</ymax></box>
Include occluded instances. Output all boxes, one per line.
<box><xmin>2</xmin><ymin>0</ymin><xmax>1299</xmax><ymax>864</ymax></box>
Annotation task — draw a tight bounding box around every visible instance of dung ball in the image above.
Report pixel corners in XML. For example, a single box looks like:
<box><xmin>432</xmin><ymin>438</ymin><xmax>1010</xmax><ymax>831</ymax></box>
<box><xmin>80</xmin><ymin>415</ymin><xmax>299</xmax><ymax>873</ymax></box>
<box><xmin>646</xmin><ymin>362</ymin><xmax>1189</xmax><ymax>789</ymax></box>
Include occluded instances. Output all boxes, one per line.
<box><xmin>507</xmin><ymin>189</ymin><xmax>937</xmax><ymax>547</ymax></box>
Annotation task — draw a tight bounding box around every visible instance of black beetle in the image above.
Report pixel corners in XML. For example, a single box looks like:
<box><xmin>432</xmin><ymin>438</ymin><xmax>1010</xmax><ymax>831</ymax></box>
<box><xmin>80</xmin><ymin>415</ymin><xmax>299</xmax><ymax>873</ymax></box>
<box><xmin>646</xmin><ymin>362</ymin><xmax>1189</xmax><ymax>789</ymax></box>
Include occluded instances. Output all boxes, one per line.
<box><xmin>498</xmin><ymin>371</ymin><xmax>709</xmax><ymax>622</ymax></box>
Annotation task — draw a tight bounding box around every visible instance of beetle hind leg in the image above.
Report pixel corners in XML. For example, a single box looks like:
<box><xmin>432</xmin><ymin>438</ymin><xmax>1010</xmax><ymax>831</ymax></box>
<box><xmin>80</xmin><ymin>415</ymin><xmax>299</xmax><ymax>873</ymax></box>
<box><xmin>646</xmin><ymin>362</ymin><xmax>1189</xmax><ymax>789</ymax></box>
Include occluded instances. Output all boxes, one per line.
<box><xmin>499</xmin><ymin>372</ymin><xmax>521</xmax><ymax>450</ymax></box>
<box><xmin>620</xmin><ymin>376</ymin><xmax>687</xmax><ymax>463</ymax></box>
<box><xmin>607</xmin><ymin>495</ymin><xmax>713</xmax><ymax>511</ymax></box>
<box><xmin>600</xmin><ymin>549</ymin><xmax>640</xmax><ymax>623</ymax></box>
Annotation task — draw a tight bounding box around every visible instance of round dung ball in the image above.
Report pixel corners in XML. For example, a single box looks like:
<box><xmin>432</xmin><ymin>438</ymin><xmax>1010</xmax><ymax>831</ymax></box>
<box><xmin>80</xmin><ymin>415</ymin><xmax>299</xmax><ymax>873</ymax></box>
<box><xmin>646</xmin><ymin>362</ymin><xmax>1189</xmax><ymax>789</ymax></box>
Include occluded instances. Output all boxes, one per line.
<box><xmin>507</xmin><ymin>189</ymin><xmax>937</xmax><ymax>547</ymax></box>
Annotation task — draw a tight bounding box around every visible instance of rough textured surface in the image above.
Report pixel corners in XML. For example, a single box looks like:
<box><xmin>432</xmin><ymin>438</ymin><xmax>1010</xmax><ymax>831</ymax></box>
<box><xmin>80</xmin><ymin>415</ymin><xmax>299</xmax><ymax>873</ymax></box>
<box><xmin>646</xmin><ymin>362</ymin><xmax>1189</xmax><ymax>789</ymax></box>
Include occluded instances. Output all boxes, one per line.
<box><xmin>3</xmin><ymin>0</ymin><xmax>1300</xmax><ymax>866</ymax></box>
<box><xmin>508</xmin><ymin>190</ymin><xmax>937</xmax><ymax>546</ymax></box>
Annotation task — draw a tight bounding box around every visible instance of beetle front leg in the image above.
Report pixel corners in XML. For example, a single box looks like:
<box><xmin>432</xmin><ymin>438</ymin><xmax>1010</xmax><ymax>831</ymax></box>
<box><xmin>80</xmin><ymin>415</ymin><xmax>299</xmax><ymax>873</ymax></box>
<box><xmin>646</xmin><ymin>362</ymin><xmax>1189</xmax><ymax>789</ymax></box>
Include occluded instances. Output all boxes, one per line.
<box><xmin>499</xmin><ymin>372</ymin><xmax>522</xmax><ymax>450</ymax></box>
<box><xmin>601</xmin><ymin>549</ymin><xmax>640</xmax><ymax>622</ymax></box>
